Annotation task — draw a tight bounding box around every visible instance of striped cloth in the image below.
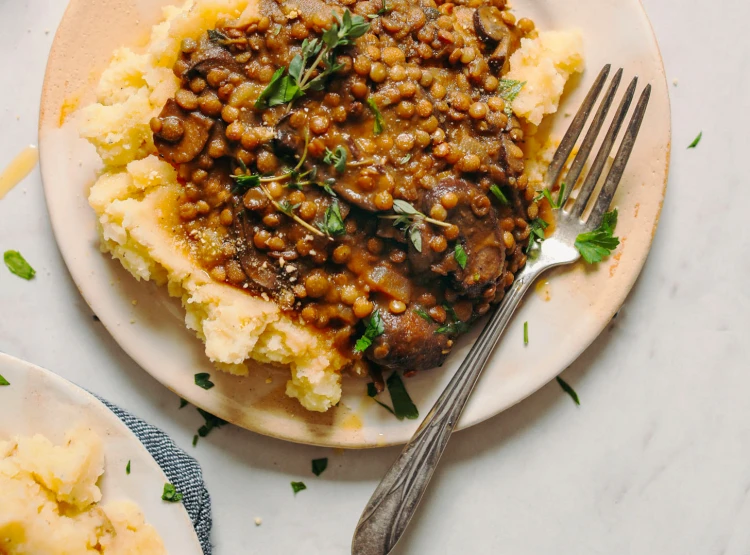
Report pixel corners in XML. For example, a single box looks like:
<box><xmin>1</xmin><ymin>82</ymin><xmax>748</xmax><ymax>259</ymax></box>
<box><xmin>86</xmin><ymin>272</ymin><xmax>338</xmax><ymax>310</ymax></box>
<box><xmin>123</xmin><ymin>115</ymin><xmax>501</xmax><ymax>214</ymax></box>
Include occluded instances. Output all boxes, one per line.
<box><xmin>97</xmin><ymin>397</ymin><xmax>212</xmax><ymax>554</ymax></box>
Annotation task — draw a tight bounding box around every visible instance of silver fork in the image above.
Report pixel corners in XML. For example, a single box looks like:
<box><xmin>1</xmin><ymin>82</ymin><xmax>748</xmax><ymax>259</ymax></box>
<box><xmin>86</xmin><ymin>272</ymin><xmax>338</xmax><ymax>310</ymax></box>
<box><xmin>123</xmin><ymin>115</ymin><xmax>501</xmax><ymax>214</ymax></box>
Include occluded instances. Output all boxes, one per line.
<box><xmin>351</xmin><ymin>64</ymin><xmax>651</xmax><ymax>555</ymax></box>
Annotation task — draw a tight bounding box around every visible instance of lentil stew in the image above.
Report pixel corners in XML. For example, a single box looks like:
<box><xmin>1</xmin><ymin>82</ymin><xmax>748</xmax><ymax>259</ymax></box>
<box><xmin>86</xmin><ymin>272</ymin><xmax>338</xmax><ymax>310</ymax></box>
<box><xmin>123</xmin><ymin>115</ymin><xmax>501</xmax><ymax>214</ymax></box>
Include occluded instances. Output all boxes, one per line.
<box><xmin>151</xmin><ymin>0</ymin><xmax>542</xmax><ymax>382</ymax></box>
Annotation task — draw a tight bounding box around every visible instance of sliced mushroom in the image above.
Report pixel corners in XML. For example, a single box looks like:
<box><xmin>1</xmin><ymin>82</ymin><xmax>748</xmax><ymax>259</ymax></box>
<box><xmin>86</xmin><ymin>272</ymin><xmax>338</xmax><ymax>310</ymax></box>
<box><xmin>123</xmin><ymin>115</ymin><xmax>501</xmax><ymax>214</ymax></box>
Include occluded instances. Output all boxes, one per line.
<box><xmin>473</xmin><ymin>6</ymin><xmax>508</xmax><ymax>43</ymax></box>
<box><xmin>232</xmin><ymin>208</ymin><xmax>280</xmax><ymax>292</ymax></box>
<box><xmin>187</xmin><ymin>40</ymin><xmax>243</xmax><ymax>78</ymax></box>
<box><xmin>273</xmin><ymin>112</ymin><xmax>306</xmax><ymax>160</ymax></box>
<box><xmin>154</xmin><ymin>99</ymin><xmax>214</xmax><ymax>165</ymax></box>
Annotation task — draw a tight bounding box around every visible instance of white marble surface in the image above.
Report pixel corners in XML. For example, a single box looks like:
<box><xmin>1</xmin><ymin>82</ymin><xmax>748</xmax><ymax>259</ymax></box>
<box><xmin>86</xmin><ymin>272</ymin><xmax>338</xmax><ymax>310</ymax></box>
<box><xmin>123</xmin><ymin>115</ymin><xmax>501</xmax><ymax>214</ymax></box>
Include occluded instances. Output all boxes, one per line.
<box><xmin>0</xmin><ymin>0</ymin><xmax>747</xmax><ymax>553</ymax></box>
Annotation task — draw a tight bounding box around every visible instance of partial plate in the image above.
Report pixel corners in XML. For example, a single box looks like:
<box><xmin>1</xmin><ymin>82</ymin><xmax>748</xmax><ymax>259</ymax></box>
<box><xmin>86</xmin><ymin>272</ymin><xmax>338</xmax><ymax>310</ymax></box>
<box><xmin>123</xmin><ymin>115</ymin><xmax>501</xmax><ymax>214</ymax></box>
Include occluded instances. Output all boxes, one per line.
<box><xmin>39</xmin><ymin>0</ymin><xmax>670</xmax><ymax>448</ymax></box>
<box><xmin>0</xmin><ymin>352</ymin><xmax>203</xmax><ymax>554</ymax></box>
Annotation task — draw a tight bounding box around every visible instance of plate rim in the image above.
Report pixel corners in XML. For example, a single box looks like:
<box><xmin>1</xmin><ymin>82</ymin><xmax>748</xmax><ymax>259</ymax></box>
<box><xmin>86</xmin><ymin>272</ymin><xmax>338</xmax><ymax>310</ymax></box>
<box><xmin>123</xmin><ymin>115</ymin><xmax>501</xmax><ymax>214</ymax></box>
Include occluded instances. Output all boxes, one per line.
<box><xmin>38</xmin><ymin>0</ymin><xmax>671</xmax><ymax>448</ymax></box>
<box><xmin>0</xmin><ymin>351</ymin><xmax>203</xmax><ymax>552</ymax></box>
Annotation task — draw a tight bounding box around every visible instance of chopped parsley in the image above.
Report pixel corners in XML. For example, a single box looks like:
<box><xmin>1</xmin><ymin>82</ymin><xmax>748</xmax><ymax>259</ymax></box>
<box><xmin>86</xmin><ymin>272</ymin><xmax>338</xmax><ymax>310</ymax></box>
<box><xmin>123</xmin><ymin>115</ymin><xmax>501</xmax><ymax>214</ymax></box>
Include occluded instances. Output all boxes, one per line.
<box><xmin>574</xmin><ymin>209</ymin><xmax>620</xmax><ymax>264</ymax></box>
<box><xmin>366</xmin><ymin>97</ymin><xmax>385</xmax><ymax>134</ymax></box>
<box><xmin>367</xmin><ymin>373</ymin><xmax>418</xmax><ymax>420</ymax></box>
<box><xmin>526</xmin><ymin>218</ymin><xmax>549</xmax><ymax>256</ymax></box>
<box><xmin>413</xmin><ymin>307</ymin><xmax>433</xmax><ymax>322</ymax></box>
<box><xmin>207</xmin><ymin>29</ymin><xmax>230</xmax><ymax>43</ymax></box>
<box><xmin>556</xmin><ymin>376</ymin><xmax>580</xmax><ymax>405</ymax></box>
<box><xmin>231</xmin><ymin>173</ymin><xmax>261</xmax><ymax>194</ymax></box>
<box><xmin>255</xmin><ymin>10</ymin><xmax>370</xmax><ymax>109</ymax></box>
<box><xmin>0</xmin><ymin>374</ymin><xmax>9</xmax><ymax>386</ymax></box>
<box><xmin>3</xmin><ymin>250</ymin><xmax>35</xmax><ymax>280</ymax></box>
<box><xmin>539</xmin><ymin>182</ymin><xmax>567</xmax><ymax>210</ymax></box>
<box><xmin>291</xmin><ymin>481</ymin><xmax>307</xmax><ymax>494</ymax></box>
<box><xmin>367</xmin><ymin>0</ymin><xmax>391</xmax><ymax>18</ymax></box>
<box><xmin>688</xmin><ymin>132</ymin><xmax>702</xmax><ymax>149</ymax></box>
<box><xmin>435</xmin><ymin>305</ymin><xmax>470</xmax><ymax>336</ymax></box>
<box><xmin>489</xmin><ymin>184</ymin><xmax>509</xmax><ymax>205</ymax></box>
<box><xmin>318</xmin><ymin>201</ymin><xmax>346</xmax><ymax>236</ymax></box>
<box><xmin>192</xmin><ymin>435</ymin><xmax>198</xmax><ymax>447</ymax></box>
<box><xmin>380</xmin><ymin>199</ymin><xmax>452</xmax><ymax>253</ymax></box>
<box><xmin>197</xmin><ymin>408</ymin><xmax>227</xmax><ymax>438</ymax></box>
<box><xmin>312</xmin><ymin>458</ymin><xmax>328</xmax><ymax>476</ymax></box>
<box><xmin>497</xmin><ymin>79</ymin><xmax>525</xmax><ymax>118</ymax></box>
<box><xmin>354</xmin><ymin>310</ymin><xmax>385</xmax><ymax>353</ymax></box>
<box><xmin>161</xmin><ymin>483</ymin><xmax>183</xmax><ymax>503</ymax></box>
<box><xmin>323</xmin><ymin>145</ymin><xmax>347</xmax><ymax>173</ymax></box>
<box><xmin>399</xmin><ymin>153</ymin><xmax>412</xmax><ymax>165</ymax></box>
<box><xmin>194</xmin><ymin>373</ymin><xmax>214</xmax><ymax>390</ymax></box>
<box><xmin>454</xmin><ymin>244</ymin><xmax>468</xmax><ymax>270</ymax></box>
<box><xmin>126</xmin><ymin>460</ymin><xmax>131</xmax><ymax>475</ymax></box>
<box><xmin>523</xmin><ymin>321</ymin><xmax>529</xmax><ymax>345</ymax></box>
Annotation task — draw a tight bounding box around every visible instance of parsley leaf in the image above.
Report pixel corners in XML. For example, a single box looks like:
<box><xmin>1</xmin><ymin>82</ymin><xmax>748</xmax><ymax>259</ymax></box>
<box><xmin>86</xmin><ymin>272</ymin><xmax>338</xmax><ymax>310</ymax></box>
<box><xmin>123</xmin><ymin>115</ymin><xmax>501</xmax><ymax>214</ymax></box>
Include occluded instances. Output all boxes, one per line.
<box><xmin>323</xmin><ymin>145</ymin><xmax>347</xmax><ymax>173</ymax></box>
<box><xmin>0</xmin><ymin>374</ymin><xmax>9</xmax><ymax>386</ymax></box>
<box><xmin>574</xmin><ymin>209</ymin><xmax>620</xmax><ymax>264</ymax></box>
<box><xmin>413</xmin><ymin>307</ymin><xmax>433</xmax><ymax>322</ymax></box>
<box><xmin>4</xmin><ymin>251</ymin><xmax>35</xmax><ymax>280</ymax></box>
<box><xmin>523</xmin><ymin>321</ymin><xmax>529</xmax><ymax>345</ymax></box>
<box><xmin>399</xmin><ymin>153</ymin><xmax>412</xmax><ymax>165</ymax></box>
<box><xmin>540</xmin><ymin>182</ymin><xmax>567</xmax><ymax>210</ymax></box>
<box><xmin>556</xmin><ymin>376</ymin><xmax>580</xmax><ymax>405</ymax></box>
<box><xmin>489</xmin><ymin>185</ymin><xmax>509</xmax><ymax>205</ymax></box>
<box><xmin>126</xmin><ymin>460</ymin><xmax>131</xmax><ymax>475</ymax></box>
<box><xmin>688</xmin><ymin>132</ymin><xmax>702</xmax><ymax>149</ymax></box>
<box><xmin>454</xmin><ymin>243</ymin><xmax>468</xmax><ymax>269</ymax></box>
<box><xmin>354</xmin><ymin>310</ymin><xmax>385</xmax><ymax>353</ymax></box>
<box><xmin>194</xmin><ymin>373</ymin><xmax>214</xmax><ymax>390</ymax></box>
<box><xmin>254</xmin><ymin>67</ymin><xmax>301</xmax><ymax>109</ymax></box>
<box><xmin>318</xmin><ymin>201</ymin><xmax>346</xmax><ymax>236</ymax></box>
<box><xmin>435</xmin><ymin>305</ymin><xmax>471</xmax><ymax>336</ymax></box>
<box><xmin>162</xmin><ymin>483</ymin><xmax>183</xmax><ymax>503</ymax></box>
<box><xmin>368</xmin><ymin>0</ymin><xmax>391</xmax><ymax>18</ymax></box>
<box><xmin>291</xmin><ymin>481</ymin><xmax>307</xmax><ymax>494</ymax></box>
<box><xmin>312</xmin><ymin>458</ymin><xmax>328</xmax><ymax>476</ymax></box>
<box><xmin>197</xmin><ymin>408</ymin><xmax>227</xmax><ymax>438</ymax></box>
<box><xmin>208</xmin><ymin>29</ymin><xmax>230</xmax><ymax>43</ymax></box>
<box><xmin>526</xmin><ymin>218</ymin><xmax>549</xmax><ymax>256</ymax></box>
<box><xmin>192</xmin><ymin>435</ymin><xmax>198</xmax><ymax>447</ymax></box>
<box><xmin>367</xmin><ymin>382</ymin><xmax>396</xmax><ymax>415</ymax></box>
<box><xmin>366</xmin><ymin>97</ymin><xmax>385</xmax><ymax>134</ymax></box>
<box><xmin>386</xmin><ymin>372</ymin><xmax>419</xmax><ymax>420</ymax></box>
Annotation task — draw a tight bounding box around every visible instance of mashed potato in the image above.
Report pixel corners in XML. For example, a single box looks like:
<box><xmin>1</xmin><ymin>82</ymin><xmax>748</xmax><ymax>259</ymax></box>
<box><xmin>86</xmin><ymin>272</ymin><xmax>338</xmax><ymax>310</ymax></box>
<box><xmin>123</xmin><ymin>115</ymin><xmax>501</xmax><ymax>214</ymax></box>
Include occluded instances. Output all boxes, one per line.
<box><xmin>0</xmin><ymin>428</ymin><xmax>165</xmax><ymax>554</ymax></box>
<box><xmin>507</xmin><ymin>30</ymin><xmax>585</xmax><ymax>126</ymax></box>
<box><xmin>77</xmin><ymin>0</ymin><xmax>582</xmax><ymax>413</ymax></box>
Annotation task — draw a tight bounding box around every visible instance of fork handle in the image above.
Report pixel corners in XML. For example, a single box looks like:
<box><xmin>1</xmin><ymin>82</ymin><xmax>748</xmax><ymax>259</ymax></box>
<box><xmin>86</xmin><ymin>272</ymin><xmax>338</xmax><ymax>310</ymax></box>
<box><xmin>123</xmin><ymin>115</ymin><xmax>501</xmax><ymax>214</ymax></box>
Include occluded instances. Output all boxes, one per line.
<box><xmin>352</xmin><ymin>265</ymin><xmax>543</xmax><ymax>555</ymax></box>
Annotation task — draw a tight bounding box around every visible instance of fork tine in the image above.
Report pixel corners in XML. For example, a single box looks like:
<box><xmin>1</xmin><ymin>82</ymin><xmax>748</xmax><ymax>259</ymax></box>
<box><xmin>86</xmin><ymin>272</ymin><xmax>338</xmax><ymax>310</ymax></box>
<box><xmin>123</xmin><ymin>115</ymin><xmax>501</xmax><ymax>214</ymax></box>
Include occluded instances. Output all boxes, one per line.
<box><xmin>587</xmin><ymin>84</ymin><xmax>652</xmax><ymax>229</ymax></box>
<box><xmin>570</xmin><ymin>76</ymin><xmax>638</xmax><ymax>219</ymax></box>
<box><xmin>558</xmin><ymin>68</ymin><xmax>623</xmax><ymax>207</ymax></box>
<box><xmin>546</xmin><ymin>64</ymin><xmax>611</xmax><ymax>189</ymax></box>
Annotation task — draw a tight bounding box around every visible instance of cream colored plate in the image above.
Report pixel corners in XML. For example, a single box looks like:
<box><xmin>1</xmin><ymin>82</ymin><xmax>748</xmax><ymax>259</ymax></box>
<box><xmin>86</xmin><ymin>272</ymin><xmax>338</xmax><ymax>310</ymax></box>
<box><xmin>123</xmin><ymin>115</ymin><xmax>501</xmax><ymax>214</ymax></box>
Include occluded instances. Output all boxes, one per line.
<box><xmin>39</xmin><ymin>0</ymin><xmax>670</xmax><ymax>448</ymax></box>
<box><xmin>0</xmin><ymin>353</ymin><xmax>203</xmax><ymax>553</ymax></box>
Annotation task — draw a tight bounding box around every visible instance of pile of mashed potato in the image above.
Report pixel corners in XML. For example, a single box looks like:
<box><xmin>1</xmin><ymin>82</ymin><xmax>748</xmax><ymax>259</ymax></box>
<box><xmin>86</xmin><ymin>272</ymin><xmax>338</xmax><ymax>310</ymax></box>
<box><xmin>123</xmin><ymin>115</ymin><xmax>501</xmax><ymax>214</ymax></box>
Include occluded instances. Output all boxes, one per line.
<box><xmin>77</xmin><ymin>0</ymin><xmax>582</xmax><ymax>413</ymax></box>
<box><xmin>0</xmin><ymin>428</ymin><xmax>165</xmax><ymax>554</ymax></box>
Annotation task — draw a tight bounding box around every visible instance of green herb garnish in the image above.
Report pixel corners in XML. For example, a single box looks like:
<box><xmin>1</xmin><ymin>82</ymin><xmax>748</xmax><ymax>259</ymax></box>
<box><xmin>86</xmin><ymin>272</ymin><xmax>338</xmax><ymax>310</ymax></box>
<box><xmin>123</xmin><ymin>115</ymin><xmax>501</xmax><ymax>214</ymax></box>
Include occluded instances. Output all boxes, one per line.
<box><xmin>435</xmin><ymin>304</ymin><xmax>471</xmax><ymax>336</ymax></box>
<box><xmin>323</xmin><ymin>145</ymin><xmax>347</xmax><ymax>173</ymax></box>
<box><xmin>385</xmin><ymin>372</ymin><xmax>419</xmax><ymax>420</ymax></box>
<box><xmin>379</xmin><ymin>199</ymin><xmax>451</xmax><ymax>253</ymax></box>
<box><xmin>498</xmin><ymin>79</ymin><xmax>525</xmax><ymax>118</ymax></box>
<box><xmin>192</xmin><ymin>435</ymin><xmax>198</xmax><ymax>447</ymax></box>
<box><xmin>354</xmin><ymin>310</ymin><xmax>385</xmax><ymax>353</ymax></box>
<box><xmin>318</xmin><ymin>201</ymin><xmax>346</xmax><ymax>236</ymax></box>
<box><xmin>454</xmin><ymin>244</ymin><xmax>468</xmax><ymax>269</ymax></box>
<box><xmin>399</xmin><ymin>153</ymin><xmax>412</xmax><ymax>165</ymax></box>
<box><xmin>366</xmin><ymin>97</ymin><xmax>385</xmax><ymax>134</ymax></box>
<box><xmin>556</xmin><ymin>376</ymin><xmax>580</xmax><ymax>405</ymax></box>
<box><xmin>574</xmin><ymin>209</ymin><xmax>619</xmax><ymax>264</ymax></box>
<box><xmin>0</xmin><ymin>374</ymin><xmax>9</xmax><ymax>386</ymax></box>
<box><xmin>194</xmin><ymin>372</ymin><xmax>214</xmax><ymax>390</ymax></box>
<box><xmin>526</xmin><ymin>218</ymin><xmax>549</xmax><ymax>256</ymax></box>
<box><xmin>126</xmin><ymin>460</ymin><xmax>131</xmax><ymax>475</ymax></box>
<box><xmin>197</xmin><ymin>408</ymin><xmax>227</xmax><ymax>438</ymax></box>
<box><xmin>255</xmin><ymin>10</ymin><xmax>370</xmax><ymax>109</ymax></box>
<box><xmin>688</xmin><ymin>132</ymin><xmax>702</xmax><ymax>149</ymax></box>
<box><xmin>489</xmin><ymin>185</ymin><xmax>509</xmax><ymax>205</ymax></box>
<box><xmin>540</xmin><ymin>182</ymin><xmax>567</xmax><ymax>210</ymax></box>
<box><xmin>312</xmin><ymin>458</ymin><xmax>328</xmax><ymax>476</ymax></box>
<box><xmin>291</xmin><ymin>481</ymin><xmax>307</xmax><ymax>494</ymax></box>
<box><xmin>208</xmin><ymin>29</ymin><xmax>230</xmax><ymax>43</ymax></box>
<box><xmin>367</xmin><ymin>382</ymin><xmax>396</xmax><ymax>415</ymax></box>
<box><xmin>162</xmin><ymin>483</ymin><xmax>183</xmax><ymax>503</ymax></box>
<box><xmin>523</xmin><ymin>321</ymin><xmax>529</xmax><ymax>345</ymax></box>
<box><xmin>413</xmin><ymin>307</ymin><xmax>433</xmax><ymax>322</ymax></box>
<box><xmin>4</xmin><ymin>251</ymin><xmax>35</xmax><ymax>280</ymax></box>
<box><xmin>231</xmin><ymin>173</ymin><xmax>261</xmax><ymax>194</ymax></box>
<box><xmin>368</xmin><ymin>0</ymin><xmax>391</xmax><ymax>18</ymax></box>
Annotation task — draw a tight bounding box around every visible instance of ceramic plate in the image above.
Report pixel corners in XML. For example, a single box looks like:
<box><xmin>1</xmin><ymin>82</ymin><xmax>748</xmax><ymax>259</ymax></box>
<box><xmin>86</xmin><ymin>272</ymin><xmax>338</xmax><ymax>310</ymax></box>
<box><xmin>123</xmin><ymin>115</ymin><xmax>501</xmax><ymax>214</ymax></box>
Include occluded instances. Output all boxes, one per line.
<box><xmin>0</xmin><ymin>352</ymin><xmax>203</xmax><ymax>553</ymax></box>
<box><xmin>38</xmin><ymin>0</ymin><xmax>670</xmax><ymax>448</ymax></box>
